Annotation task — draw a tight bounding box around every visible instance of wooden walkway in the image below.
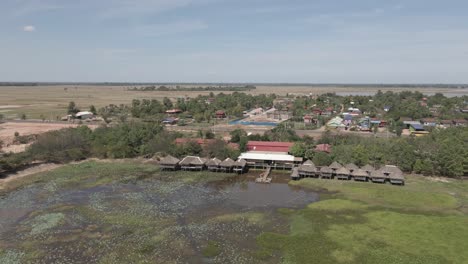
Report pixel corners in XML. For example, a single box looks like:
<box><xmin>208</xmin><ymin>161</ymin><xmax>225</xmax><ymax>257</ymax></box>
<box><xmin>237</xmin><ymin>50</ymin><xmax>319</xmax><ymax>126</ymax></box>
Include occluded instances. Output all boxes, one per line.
<box><xmin>256</xmin><ymin>166</ymin><xmax>272</xmax><ymax>183</ymax></box>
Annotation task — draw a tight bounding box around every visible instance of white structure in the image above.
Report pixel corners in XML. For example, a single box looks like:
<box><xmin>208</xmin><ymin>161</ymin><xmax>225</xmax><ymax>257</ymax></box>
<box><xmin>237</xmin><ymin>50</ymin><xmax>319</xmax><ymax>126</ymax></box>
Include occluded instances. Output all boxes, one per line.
<box><xmin>238</xmin><ymin>151</ymin><xmax>302</xmax><ymax>170</ymax></box>
<box><xmin>75</xmin><ymin>111</ymin><xmax>94</xmax><ymax>119</ymax></box>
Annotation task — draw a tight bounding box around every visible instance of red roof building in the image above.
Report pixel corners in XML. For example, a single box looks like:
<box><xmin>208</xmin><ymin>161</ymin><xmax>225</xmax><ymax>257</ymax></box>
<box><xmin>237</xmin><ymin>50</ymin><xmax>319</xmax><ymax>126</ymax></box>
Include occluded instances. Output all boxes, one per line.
<box><xmin>246</xmin><ymin>141</ymin><xmax>294</xmax><ymax>153</ymax></box>
<box><xmin>315</xmin><ymin>144</ymin><xmax>332</xmax><ymax>153</ymax></box>
<box><xmin>215</xmin><ymin>110</ymin><xmax>226</xmax><ymax>118</ymax></box>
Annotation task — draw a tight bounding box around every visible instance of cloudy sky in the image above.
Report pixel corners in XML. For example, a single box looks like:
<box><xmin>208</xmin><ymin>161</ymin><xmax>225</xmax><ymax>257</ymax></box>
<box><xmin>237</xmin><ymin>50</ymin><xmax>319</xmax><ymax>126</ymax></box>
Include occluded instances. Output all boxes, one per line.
<box><xmin>1</xmin><ymin>0</ymin><xmax>467</xmax><ymax>83</ymax></box>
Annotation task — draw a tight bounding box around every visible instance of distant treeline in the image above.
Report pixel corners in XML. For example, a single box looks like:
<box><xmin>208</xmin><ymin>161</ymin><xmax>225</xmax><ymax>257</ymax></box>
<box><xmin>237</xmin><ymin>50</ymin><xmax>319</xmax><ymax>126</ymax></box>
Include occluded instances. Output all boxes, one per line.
<box><xmin>128</xmin><ymin>85</ymin><xmax>256</xmax><ymax>92</ymax></box>
<box><xmin>0</xmin><ymin>82</ymin><xmax>466</xmax><ymax>89</ymax></box>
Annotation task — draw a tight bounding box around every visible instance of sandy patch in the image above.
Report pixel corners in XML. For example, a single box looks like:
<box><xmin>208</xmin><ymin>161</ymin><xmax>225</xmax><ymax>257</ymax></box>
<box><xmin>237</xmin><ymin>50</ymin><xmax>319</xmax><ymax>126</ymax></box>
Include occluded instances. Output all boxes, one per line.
<box><xmin>426</xmin><ymin>177</ymin><xmax>452</xmax><ymax>183</ymax></box>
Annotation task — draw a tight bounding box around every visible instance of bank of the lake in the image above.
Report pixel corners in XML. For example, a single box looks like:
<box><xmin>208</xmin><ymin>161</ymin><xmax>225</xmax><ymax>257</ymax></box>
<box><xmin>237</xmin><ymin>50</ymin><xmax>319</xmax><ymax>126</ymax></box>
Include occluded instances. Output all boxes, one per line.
<box><xmin>1</xmin><ymin>160</ymin><xmax>467</xmax><ymax>263</ymax></box>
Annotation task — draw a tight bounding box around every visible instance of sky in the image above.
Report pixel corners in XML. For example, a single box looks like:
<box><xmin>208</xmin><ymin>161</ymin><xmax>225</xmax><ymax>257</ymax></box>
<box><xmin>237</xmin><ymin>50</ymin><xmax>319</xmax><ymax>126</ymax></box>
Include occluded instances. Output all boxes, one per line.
<box><xmin>1</xmin><ymin>0</ymin><xmax>468</xmax><ymax>83</ymax></box>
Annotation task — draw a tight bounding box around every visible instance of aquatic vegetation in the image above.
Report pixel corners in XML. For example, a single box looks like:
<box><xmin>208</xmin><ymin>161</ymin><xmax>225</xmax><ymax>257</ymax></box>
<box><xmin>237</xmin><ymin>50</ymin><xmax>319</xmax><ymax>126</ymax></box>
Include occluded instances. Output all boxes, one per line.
<box><xmin>202</xmin><ymin>240</ymin><xmax>221</xmax><ymax>257</ymax></box>
<box><xmin>0</xmin><ymin>250</ymin><xmax>25</xmax><ymax>264</ymax></box>
<box><xmin>28</xmin><ymin>213</ymin><xmax>65</xmax><ymax>235</ymax></box>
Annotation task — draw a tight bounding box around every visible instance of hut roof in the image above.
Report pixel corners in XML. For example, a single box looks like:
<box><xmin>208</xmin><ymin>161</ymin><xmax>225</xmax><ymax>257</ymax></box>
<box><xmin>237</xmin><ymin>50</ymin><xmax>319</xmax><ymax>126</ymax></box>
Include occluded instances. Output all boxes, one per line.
<box><xmin>160</xmin><ymin>155</ymin><xmax>180</xmax><ymax>165</ymax></box>
<box><xmin>303</xmin><ymin>160</ymin><xmax>316</xmax><ymax>166</ymax></box>
<box><xmin>235</xmin><ymin>159</ymin><xmax>247</xmax><ymax>167</ymax></box>
<box><xmin>329</xmin><ymin>161</ymin><xmax>343</xmax><ymax>170</ymax></box>
<box><xmin>361</xmin><ymin>164</ymin><xmax>375</xmax><ymax>172</ymax></box>
<box><xmin>345</xmin><ymin>163</ymin><xmax>359</xmax><ymax>171</ymax></box>
<box><xmin>220</xmin><ymin>158</ymin><xmax>235</xmax><ymax>167</ymax></box>
<box><xmin>180</xmin><ymin>156</ymin><xmax>206</xmax><ymax>166</ymax></box>
<box><xmin>382</xmin><ymin>165</ymin><xmax>404</xmax><ymax>179</ymax></box>
<box><xmin>352</xmin><ymin>169</ymin><xmax>368</xmax><ymax>177</ymax></box>
<box><xmin>319</xmin><ymin>166</ymin><xmax>333</xmax><ymax>173</ymax></box>
<box><xmin>370</xmin><ymin>169</ymin><xmax>386</xmax><ymax>178</ymax></box>
<box><xmin>299</xmin><ymin>164</ymin><xmax>316</xmax><ymax>172</ymax></box>
<box><xmin>206</xmin><ymin>158</ymin><xmax>222</xmax><ymax>166</ymax></box>
<box><xmin>336</xmin><ymin>167</ymin><xmax>350</xmax><ymax>175</ymax></box>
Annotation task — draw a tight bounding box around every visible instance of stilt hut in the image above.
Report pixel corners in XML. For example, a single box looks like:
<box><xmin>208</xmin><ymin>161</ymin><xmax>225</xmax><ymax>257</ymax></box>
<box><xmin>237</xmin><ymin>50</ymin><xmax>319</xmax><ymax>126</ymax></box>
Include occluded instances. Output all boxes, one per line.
<box><xmin>291</xmin><ymin>167</ymin><xmax>300</xmax><ymax>180</ymax></box>
<box><xmin>160</xmin><ymin>155</ymin><xmax>180</xmax><ymax>171</ymax></box>
<box><xmin>319</xmin><ymin>166</ymin><xmax>333</xmax><ymax>179</ymax></box>
<box><xmin>370</xmin><ymin>169</ymin><xmax>387</xmax><ymax>184</ymax></box>
<box><xmin>206</xmin><ymin>158</ymin><xmax>222</xmax><ymax>172</ymax></box>
<box><xmin>361</xmin><ymin>164</ymin><xmax>375</xmax><ymax>176</ymax></box>
<box><xmin>233</xmin><ymin>159</ymin><xmax>247</xmax><ymax>174</ymax></box>
<box><xmin>345</xmin><ymin>163</ymin><xmax>359</xmax><ymax>174</ymax></box>
<box><xmin>179</xmin><ymin>156</ymin><xmax>206</xmax><ymax>171</ymax></box>
<box><xmin>329</xmin><ymin>161</ymin><xmax>343</xmax><ymax>176</ymax></box>
<box><xmin>382</xmin><ymin>165</ymin><xmax>405</xmax><ymax>185</ymax></box>
<box><xmin>219</xmin><ymin>158</ymin><xmax>235</xmax><ymax>172</ymax></box>
<box><xmin>298</xmin><ymin>160</ymin><xmax>317</xmax><ymax>178</ymax></box>
<box><xmin>336</xmin><ymin>167</ymin><xmax>351</xmax><ymax>180</ymax></box>
<box><xmin>352</xmin><ymin>168</ymin><xmax>369</xmax><ymax>182</ymax></box>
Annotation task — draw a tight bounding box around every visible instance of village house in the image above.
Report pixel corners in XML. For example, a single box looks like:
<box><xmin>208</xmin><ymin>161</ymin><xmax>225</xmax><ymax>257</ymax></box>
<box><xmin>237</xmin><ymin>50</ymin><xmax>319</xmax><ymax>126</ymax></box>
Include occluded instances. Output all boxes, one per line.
<box><xmin>440</xmin><ymin>120</ymin><xmax>453</xmax><ymax>128</ymax></box>
<box><xmin>409</xmin><ymin>123</ymin><xmax>429</xmax><ymax>136</ymax></box>
<box><xmin>453</xmin><ymin>119</ymin><xmax>467</xmax><ymax>127</ymax></box>
<box><xmin>215</xmin><ymin>110</ymin><xmax>226</xmax><ymax>119</ymax></box>
<box><xmin>303</xmin><ymin>115</ymin><xmax>315</xmax><ymax>124</ymax></box>
<box><xmin>315</xmin><ymin>144</ymin><xmax>331</xmax><ymax>153</ymax></box>
<box><xmin>421</xmin><ymin>118</ymin><xmax>437</xmax><ymax>127</ymax></box>
<box><xmin>165</xmin><ymin>109</ymin><xmax>182</xmax><ymax>115</ymax></box>
<box><xmin>162</xmin><ymin>117</ymin><xmax>178</xmax><ymax>125</ymax></box>
<box><xmin>75</xmin><ymin>111</ymin><xmax>94</xmax><ymax>120</ymax></box>
<box><xmin>352</xmin><ymin>168</ymin><xmax>369</xmax><ymax>182</ymax></box>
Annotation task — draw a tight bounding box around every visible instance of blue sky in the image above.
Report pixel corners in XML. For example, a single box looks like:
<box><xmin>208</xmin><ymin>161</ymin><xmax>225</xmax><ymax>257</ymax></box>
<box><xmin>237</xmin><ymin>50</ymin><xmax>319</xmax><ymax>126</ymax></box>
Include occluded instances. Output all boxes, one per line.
<box><xmin>1</xmin><ymin>0</ymin><xmax>468</xmax><ymax>83</ymax></box>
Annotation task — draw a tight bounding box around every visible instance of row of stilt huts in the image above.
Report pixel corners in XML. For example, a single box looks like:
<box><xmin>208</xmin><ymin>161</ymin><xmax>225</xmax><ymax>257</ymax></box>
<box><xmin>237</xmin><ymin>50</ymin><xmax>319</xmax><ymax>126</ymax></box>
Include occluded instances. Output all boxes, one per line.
<box><xmin>291</xmin><ymin>161</ymin><xmax>405</xmax><ymax>185</ymax></box>
<box><xmin>159</xmin><ymin>155</ymin><xmax>248</xmax><ymax>173</ymax></box>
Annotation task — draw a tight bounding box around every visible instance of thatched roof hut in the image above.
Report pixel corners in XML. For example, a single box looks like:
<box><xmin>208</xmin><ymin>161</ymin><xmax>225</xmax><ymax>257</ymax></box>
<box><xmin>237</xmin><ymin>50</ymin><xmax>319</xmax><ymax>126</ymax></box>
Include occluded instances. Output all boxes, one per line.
<box><xmin>160</xmin><ymin>155</ymin><xmax>180</xmax><ymax>165</ymax></box>
<box><xmin>235</xmin><ymin>159</ymin><xmax>247</xmax><ymax>167</ymax></box>
<box><xmin>302</xmin><ymin>160</ymin><xmax>316</xmax><ymax>166</ymax></box>
<box><xmin>233</xmin><ymin>159</ymin><xmax>247</xmax><ymax>174</ymax></box>
<box><xmin>361</xmin><ymin>164</ymin><xmax>375</xmax><ymax>174</ymax></box>
<box><xmin>179</xmin><ymin>156</ymin><xmax>206</xmax><ymax>170</ymax></box>
<box><xmin>345</xmin><ymin>163</ymin><xmax>359</xmax><ymax>172</ymax></box>
<box><xmin>370</xmin><ymin>169</ymin><xmax>386</xmax><ymax>183</ymax></box>
<box><xmin>220</xmin><ymin>158</ymin><xmax>235</xmax><ymax>168</ymax></box>
<box><xmin>320</xmin><ymin>166</ymin><xmax>333</xmax><ymax>174</ymax></box>
<box><xmin>206</xmin><ymin>158</ymin><xmax>222</xmax><ymax>167</ymax></box>
<box><xmin>335</xmin><ymin>167</ymin><xmax>350</xmax><ymax>180</ymax></box>
<box><xmin>336</xmin><ymin>167</ymin><xmax>350</xmax><ymax>175</ymax></box>
<box><xmin>160</xmin><ymin>155</ymin><xmax>180</xmax><ymax>170</ymax></box>
<box><xmin>329</xmin><ymin>161</ymin><xmax>343</xmax><ymax>170</ymax></box>
<box><xmin>353</xmin><ymin>169</ymin><xmax>368</xmax><ymax>177</ymax></box>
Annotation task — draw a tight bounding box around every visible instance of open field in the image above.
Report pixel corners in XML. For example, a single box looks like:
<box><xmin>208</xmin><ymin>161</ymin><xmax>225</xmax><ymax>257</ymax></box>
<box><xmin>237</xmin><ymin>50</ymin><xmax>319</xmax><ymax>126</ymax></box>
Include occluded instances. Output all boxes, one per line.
<box><xmin>1</xmin><ymin>161</ymin><xmax>467</xmax><ymax>263</ymax></box>
<box><xmin>1</xmin><ymin>85</ymin><xmax>467</xmax><ymax>119</ymax></box>
<box><xmin>0</xmin><ymin>122</ymin><xmax>98</xmax><ymax>153</ymax></box>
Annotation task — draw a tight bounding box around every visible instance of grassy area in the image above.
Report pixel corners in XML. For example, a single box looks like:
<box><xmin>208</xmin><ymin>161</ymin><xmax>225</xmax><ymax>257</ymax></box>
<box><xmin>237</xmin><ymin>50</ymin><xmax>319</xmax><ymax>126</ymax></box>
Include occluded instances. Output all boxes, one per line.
<box><xmin>255</xmin><ymin>177</ymin><xmax>468</xmax><ymax>263</ymax></box>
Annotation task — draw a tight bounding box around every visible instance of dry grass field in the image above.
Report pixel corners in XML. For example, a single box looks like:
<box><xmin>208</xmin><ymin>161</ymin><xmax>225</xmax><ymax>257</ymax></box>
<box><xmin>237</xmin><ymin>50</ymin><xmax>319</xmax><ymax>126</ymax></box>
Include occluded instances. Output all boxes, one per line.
<box><xmin>0</xmin><ymin>85</ymin><xmax>466</xmax><ymax>119</ymax></box>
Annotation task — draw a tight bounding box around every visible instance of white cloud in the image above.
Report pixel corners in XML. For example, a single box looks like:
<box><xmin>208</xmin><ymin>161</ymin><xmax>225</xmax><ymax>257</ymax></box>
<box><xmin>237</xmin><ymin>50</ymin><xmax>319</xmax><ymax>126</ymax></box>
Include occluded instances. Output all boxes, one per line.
<box><xmin>23</xmin><ymin>25</ymin><xmax>35</xmax><ymax>32</ymax></box>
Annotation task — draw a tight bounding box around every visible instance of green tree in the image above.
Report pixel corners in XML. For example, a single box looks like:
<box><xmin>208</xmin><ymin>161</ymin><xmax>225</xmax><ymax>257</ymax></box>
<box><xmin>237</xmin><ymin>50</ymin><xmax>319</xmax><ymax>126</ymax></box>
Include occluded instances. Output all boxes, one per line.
<box><xmin>67</xmin><ymin>101</ymin><xmax>79</xmax><ymax>114</ymax></box>
<box><xmin>89</xmin><ymin>105</ymin><xmax>97</xmax><ymax>115</ymax></box>
<box><xmin>352</xmin><ymin>145</ymin><xmax>369</xmax><ymax>167</ymax></box>
<box><xmin>312</xmin><ymin>152</ymin><xmax>332</xmax><ymax>166</ymax></box>
<box><xmin>230</xmin><ymin>129</ymin><xmax>247</xmax><ymax>143</ymax></box>
<box><xmin>290</xmin><ymin>142</ymin><xmax>306</xmax><ymax>157</ymax></box>
<box><xmin>163</xmin><ymin>97</ymin><xmax>173</xmax><ymax>109</ymax></box>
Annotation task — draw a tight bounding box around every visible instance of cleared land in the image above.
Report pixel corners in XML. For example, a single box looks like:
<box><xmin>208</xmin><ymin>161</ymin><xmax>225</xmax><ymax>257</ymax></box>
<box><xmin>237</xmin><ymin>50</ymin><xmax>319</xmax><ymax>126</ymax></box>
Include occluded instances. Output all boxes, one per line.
<box><xmin>1</xmin><ymin>161</ymin><xmax>467</xmax><ymax>263</ymax></box>
<box><xmin>0</xmin><ymin>85</ymin><xmax>466</xmax><ymax>119</ymax></box>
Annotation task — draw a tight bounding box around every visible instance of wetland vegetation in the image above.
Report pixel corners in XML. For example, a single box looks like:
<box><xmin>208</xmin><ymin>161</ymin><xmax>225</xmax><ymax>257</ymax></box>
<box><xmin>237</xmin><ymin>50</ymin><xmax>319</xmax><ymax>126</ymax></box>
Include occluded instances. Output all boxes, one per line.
<box><xmin>1</xmin><ymin>161</ymin><xmax>467</xmax><ymax>263</ymax></box>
